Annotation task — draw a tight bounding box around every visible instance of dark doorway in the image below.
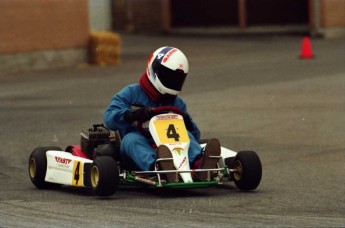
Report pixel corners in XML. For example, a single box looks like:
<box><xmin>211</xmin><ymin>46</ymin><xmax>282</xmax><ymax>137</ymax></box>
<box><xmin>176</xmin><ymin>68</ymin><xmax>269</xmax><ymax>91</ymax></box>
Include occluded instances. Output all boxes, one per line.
<box><xmin>247</xmin><ymin>0</ymin><xmax>309</xmax><ymax>25</ymax></box>
<box><xmin>171</xmin><ymin>0</ymin><xmax>238</xmax><ymax>27</ymax></box>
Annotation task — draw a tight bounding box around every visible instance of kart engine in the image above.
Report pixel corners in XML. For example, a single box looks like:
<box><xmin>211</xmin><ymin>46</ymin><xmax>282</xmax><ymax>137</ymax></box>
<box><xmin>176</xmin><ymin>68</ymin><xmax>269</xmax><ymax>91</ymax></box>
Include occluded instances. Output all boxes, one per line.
<box><xmin>80</xmin><ymin>124</ymin><xmax>110</xmax><ymax>158</ymax></box>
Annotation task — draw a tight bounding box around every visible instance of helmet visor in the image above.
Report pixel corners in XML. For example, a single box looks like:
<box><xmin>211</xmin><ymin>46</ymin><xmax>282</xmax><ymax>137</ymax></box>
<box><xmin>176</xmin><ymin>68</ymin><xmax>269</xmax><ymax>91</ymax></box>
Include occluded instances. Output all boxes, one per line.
<box><xmin>155</xmin><ymin>65</ymin><xmax>187</xmax><ymax>92</ymax></box>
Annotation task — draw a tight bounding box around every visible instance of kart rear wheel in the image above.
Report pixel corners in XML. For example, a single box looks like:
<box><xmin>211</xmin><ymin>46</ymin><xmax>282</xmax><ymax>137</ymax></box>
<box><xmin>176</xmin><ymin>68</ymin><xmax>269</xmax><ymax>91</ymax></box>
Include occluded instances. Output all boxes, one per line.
<box><xmin>231</xmin><ymin>151</ymin><xmax>262</xmax><ymax>191</ymax></box>
<box><xmin>29</xmin><ymin>146</ymin><xmax>62</xmax><ymax>189</ymax></box>
<box><xmin>90</xmin><ymin>156</ymin><xmax>119</xmax><ymax>196</ymax></box>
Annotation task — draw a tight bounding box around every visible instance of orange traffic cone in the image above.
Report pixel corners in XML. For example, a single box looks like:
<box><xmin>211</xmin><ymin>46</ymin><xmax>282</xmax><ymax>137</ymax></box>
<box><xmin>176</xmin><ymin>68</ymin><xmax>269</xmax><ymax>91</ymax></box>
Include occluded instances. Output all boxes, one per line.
<box><xmin>300</xmin><ymin>36</ymin><xmax>314</xmax><ymax>59</ymax></box>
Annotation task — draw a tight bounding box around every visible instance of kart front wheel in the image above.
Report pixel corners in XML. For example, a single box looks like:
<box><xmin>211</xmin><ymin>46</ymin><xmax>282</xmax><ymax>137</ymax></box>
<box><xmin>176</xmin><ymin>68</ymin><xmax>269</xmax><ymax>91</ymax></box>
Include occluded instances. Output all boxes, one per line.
<box><xmin>231</xmin><ymin>151</ymin><xmax>262</xmax><ymax>191</ymax></box>
<box><xmin>29</xmin><ymin>146</ymin><xmax>62</xmax><ymax>189</ymax></box>
<box><xmin>90</xmin><ymin>156</ymin><xmax>119</xmax><ymax>196</ymax></box>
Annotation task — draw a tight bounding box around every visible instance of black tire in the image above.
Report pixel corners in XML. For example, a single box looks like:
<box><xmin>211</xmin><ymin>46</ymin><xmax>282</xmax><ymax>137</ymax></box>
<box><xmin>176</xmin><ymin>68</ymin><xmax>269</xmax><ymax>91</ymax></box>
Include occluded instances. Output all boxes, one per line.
<box><xmin>90</xmin><ymin>156</ymin><xmax>119</xmax><ymax>196</ymax></box>
<box><xmin>28</xmin><ymin>146</ymin><xmax>62</xmax><ymax>189</ymax></box>
<box><xmin>231</xmin><ymin>151</ymin><xmax>262</xmax><ymax>191</ymax></box>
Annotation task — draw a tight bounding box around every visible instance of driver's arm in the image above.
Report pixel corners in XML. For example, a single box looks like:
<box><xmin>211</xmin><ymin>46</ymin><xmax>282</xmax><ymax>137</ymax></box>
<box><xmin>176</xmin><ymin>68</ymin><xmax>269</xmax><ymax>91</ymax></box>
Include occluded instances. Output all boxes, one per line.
<box><xmin>104</xmin><ymin>86</ymin><xmax>133</xmax><ymax>131</ymax></box>
<box><xmin>175</xmin><ymin>98</ymin><xmax>201</xmax><ymax>141</ymax></box>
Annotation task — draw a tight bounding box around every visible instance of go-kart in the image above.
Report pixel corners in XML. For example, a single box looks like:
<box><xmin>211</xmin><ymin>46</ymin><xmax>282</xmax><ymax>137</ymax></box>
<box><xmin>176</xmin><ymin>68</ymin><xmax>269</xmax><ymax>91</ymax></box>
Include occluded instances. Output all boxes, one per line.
<box><xmin>28</xmin><ymin>106</ymin><xmax>262</xmax><ymax>196</ymax></box>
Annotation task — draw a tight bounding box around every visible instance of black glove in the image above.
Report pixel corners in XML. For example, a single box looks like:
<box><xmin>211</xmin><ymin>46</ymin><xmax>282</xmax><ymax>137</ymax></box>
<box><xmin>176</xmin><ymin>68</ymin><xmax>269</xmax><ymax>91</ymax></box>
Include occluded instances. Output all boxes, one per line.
<box><xmin>182</xmin><ymin>113</ymin><xmax>194</xmax><ymax>131</ymax></box>
<box><xmin>124</xmin><ymin>106</ymin><xmax>153</xmax><ymax>123</ymax></box>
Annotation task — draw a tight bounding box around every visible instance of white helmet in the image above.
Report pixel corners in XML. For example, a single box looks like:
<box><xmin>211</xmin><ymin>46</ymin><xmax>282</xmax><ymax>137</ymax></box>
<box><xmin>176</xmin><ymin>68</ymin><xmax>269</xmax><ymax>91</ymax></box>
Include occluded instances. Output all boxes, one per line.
<box><xmin>146</xmin><ymin>46</ymin><xmax>189</xmax><ymax>96</ymax></box>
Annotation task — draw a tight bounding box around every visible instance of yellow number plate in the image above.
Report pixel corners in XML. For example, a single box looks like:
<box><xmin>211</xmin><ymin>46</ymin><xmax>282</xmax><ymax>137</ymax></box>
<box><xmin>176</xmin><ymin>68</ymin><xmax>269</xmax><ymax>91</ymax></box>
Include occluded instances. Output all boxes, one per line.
<box><xmin>72</xmin><ymin>161</ymin><xmax>83</xmax><ymax>186</ymax></box>
<box><xmin>153</xmin><ymin>116</ymin><xmax>189</xmax><ymax>144</ymax></box>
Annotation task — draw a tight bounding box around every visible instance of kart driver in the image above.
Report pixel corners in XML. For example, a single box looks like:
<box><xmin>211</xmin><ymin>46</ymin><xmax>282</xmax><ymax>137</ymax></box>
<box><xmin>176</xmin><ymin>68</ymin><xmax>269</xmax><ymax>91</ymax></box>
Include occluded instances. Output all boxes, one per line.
<box><xmin>104</xmin><ymin>46</ymin><xmax>221</xmax><ymax>182</ymax></box>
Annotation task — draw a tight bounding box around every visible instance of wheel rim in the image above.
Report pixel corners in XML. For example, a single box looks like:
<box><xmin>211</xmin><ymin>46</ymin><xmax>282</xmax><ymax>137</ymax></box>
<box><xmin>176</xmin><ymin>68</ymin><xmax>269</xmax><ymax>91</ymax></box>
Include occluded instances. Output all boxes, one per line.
<box><xmin>91</xmin><ymin>166</ymin><xmax>100</xmax><ymax>188</ymax></box>
<box><xmin>233</xmin><ymin>160</ymin><xmax>243</xmax><ymax>181</ymax></box>
<box><xmin>29</xmin><ymin>158</ymin><xmax>36</xmax><ymax>178</ymax></box>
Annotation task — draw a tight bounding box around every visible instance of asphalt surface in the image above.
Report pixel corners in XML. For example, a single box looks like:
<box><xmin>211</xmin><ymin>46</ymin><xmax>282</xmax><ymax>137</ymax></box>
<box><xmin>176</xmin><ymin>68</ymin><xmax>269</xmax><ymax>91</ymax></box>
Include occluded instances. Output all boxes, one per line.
<box><xmin>0</xmin><ymin>34</ymin><xmax>344</xmax><ymax>227</ymax></box>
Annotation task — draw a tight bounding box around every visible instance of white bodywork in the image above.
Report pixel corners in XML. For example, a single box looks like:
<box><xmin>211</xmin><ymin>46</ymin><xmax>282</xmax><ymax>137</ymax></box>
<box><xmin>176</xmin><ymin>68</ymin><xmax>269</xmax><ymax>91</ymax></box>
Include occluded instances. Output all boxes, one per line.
<box><xmin>149</xmin><ymin>113</ymin><xmax>237</xmax><ymax>183</ymax></box>
<box><xmin>200</xmin><ymin>143</ymin><xmax>237</xmax><ymax>168</ymax></box>
<box><xmin>149</xmin><ymin>114</ymin><xmax>193</xmax><ymax>183</ymax></box>
<box><xmin>43</xmin><ymin>115</ymin><xmax>238</xmax><ymax>186</ymax></box>
<box><xmin>45</xmin><ymin>151</ymin><xmax>92</xmax><ymax>187</ymax></box>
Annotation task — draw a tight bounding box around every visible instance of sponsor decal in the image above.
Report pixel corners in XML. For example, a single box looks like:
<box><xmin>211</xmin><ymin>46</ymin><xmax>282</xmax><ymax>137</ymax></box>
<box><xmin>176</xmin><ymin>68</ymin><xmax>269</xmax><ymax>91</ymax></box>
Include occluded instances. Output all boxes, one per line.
<box><xmin>173</xmin><ymin>147</ymin><xmax>184</xmax><ymax>155</ymax></box>
<box><xmin>55</xmin><ymin>156</ymin><xmax>72</xmax><ymax>164</ymax></box>
<box><xmin>163</xmin><ymin>49</ymin><xmax>177</xmax><ymax>63</ymax></box>
<box><xmin>178</xmin><ymin>156</ymin><xmax>187</xmax><ymax>169</ymax></box>
<box><xmin>156</xmin><ymin>114</ymin><xmax>178</xmax><ymax>120</ymax></box>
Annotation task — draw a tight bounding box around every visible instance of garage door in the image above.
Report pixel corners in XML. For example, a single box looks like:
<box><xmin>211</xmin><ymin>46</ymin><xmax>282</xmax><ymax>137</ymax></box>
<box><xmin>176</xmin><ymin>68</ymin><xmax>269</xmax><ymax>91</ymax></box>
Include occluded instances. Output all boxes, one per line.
<box><xmin>171</xmin><ymin>0</ymin><xmax>238</xmax><ymax>27</ymax></box>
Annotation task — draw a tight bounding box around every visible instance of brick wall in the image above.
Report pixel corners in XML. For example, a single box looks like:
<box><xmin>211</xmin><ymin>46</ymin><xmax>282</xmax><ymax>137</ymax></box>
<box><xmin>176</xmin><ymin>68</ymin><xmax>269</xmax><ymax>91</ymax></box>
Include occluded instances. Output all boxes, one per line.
<box><xmin>0</xmin><ymin>0</ymin><xmax>89</xmax><ymax>53</ymax></box>
<box><xmin>320</xmin><ymin>0</ymin><xmax>345</xmax><ymax>27</ymax></box>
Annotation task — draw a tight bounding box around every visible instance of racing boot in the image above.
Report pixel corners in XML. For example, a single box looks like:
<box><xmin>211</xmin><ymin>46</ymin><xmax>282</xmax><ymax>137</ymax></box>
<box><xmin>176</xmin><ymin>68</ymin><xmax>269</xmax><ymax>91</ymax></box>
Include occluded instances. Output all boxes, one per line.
<box><xmin>195</xmin><ymin>138</ymin><xmax>221</xmax><ymax>181</ymax></box>
<box><xmin>157</xmin><ymin>145</ymin><xmax>178</xmax><ymax>183</ymax></box>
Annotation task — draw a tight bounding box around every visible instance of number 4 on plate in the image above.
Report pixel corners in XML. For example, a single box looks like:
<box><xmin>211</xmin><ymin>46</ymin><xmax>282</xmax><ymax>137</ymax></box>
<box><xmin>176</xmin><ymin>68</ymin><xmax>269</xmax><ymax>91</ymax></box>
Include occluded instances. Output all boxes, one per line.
<box><xmin>166</xmin><ymin>124</ymin><xmax>180</xmax><ymax>141</ymax></box>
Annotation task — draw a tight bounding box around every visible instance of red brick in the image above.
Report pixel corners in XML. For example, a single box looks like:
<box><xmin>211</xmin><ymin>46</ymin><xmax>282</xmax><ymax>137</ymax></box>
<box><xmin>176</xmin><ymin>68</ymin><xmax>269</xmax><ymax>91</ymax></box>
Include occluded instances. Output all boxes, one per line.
<box><xmin>0</xmin><ymin>0</ymin><xmax>89</xmax><ymax>53</ymax></box>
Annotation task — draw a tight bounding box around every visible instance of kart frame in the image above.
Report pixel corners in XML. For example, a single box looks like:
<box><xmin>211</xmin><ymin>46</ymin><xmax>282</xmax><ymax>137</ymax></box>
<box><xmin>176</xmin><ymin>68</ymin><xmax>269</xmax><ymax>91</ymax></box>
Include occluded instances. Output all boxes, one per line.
<box><xmin>28</xmin><ymin>106</ymin><xmax>262</xmax><ymax>196</ymax></box>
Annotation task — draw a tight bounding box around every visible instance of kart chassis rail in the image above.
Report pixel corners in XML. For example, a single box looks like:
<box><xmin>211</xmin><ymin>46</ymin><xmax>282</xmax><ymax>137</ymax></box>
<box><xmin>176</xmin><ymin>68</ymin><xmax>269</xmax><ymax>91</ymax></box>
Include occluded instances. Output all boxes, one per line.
<box><xmin>120</xmin><ymin>167</ymin><xmax>236</xmax><ymax>188</ymax></box>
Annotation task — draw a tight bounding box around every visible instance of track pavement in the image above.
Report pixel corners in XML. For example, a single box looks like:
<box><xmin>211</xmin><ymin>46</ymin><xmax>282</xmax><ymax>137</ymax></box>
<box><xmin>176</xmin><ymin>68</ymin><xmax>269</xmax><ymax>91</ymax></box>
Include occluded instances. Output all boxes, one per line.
<box><xmin>0</xmin><ymin>34</ymin><xmax>344</xmax><ymax>227</ymax></box>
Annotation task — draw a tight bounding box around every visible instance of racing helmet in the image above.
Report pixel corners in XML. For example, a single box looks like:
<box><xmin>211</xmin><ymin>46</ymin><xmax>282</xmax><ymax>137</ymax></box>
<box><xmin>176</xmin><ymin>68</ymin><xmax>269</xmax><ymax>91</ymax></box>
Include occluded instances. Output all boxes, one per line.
<box><xmin>146</xmin><ymin>46</ymin><xmax>189</xmax><ymax>96</ymax></box>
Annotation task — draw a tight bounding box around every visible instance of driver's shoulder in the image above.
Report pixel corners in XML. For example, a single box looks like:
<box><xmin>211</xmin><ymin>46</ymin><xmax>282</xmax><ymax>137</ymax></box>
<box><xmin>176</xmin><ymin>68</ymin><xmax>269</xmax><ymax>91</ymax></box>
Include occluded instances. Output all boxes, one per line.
<box><xmin>173</xmin><ymin>96</ymin><xmax>187</xmax><ymax>109</ymax></box>
<box><xmin>119</xmin><ymin>83</ymin><xmax>145</xmax><ymax>98</ymax></box>
<box><xmin>126</xmin><ymin>83</ymin><xmax>141</xmax><ymax>91</ymax></box>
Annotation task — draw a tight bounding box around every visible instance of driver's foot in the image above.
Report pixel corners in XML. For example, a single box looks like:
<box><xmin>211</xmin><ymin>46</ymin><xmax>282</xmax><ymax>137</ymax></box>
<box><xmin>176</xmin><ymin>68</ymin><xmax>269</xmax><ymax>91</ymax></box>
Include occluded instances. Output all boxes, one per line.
<box><xmin>157</xmin><ymin>145</ymin><xmax>177</xmax><ymax>183</ymax></box>
<box><xmin>198</xmin><ymin>138</ymin><xmax>221</xmax><ymax>181</ymax></box>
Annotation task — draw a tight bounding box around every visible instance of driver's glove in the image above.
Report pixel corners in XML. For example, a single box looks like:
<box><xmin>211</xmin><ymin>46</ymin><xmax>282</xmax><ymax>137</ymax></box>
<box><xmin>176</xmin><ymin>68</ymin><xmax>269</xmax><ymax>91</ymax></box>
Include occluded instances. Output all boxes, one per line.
<box><xmin>124</xmin><ymin>106</ymin><xmax>153</xmax><ymax>123</ymax></box>
<box><xmin>182</xmin><ymin>113</ymin><xmax>194</xmax><ymax>131</ymax></box>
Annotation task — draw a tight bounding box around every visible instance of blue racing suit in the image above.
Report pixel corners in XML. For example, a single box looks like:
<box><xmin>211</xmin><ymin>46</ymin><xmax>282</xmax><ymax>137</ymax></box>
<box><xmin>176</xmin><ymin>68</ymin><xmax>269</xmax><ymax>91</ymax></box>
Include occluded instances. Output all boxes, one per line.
<box><xmin>104</xmin><ymin>83</ymin><xmax>202</xmax><ymax>171</ymax></box>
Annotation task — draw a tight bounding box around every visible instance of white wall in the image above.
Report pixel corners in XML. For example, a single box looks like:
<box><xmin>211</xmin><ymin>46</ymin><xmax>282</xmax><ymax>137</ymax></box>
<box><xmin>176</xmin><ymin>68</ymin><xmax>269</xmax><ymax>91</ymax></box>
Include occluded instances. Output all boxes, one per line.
<box><xmin>88</xmin><ymin>0</ymin><xmax>112</xmax><ymax>31</ymax></box>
